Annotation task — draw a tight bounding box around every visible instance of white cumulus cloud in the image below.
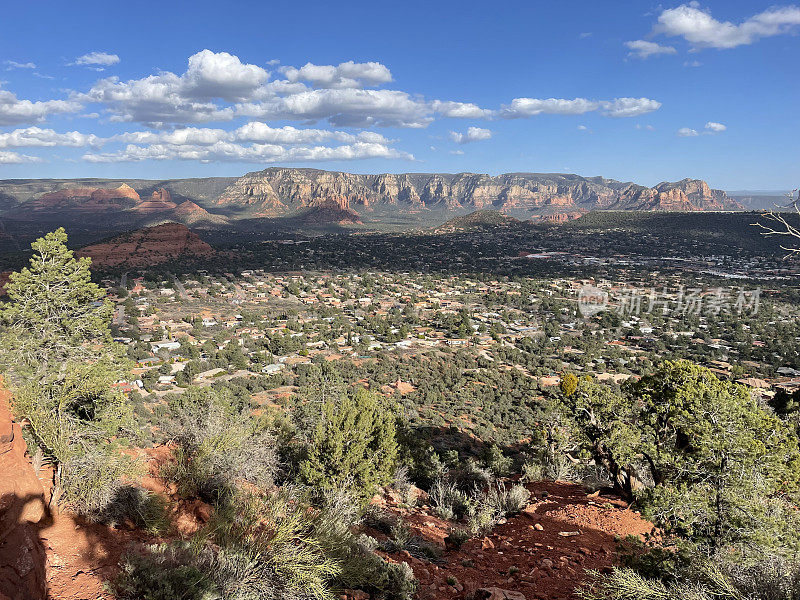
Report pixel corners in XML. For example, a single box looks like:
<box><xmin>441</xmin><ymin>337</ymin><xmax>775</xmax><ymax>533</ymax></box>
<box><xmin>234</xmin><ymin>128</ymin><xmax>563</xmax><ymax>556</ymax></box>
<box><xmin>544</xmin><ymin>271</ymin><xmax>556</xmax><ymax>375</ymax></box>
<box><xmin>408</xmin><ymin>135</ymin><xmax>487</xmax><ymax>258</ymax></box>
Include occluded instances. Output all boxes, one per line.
<box><xmin>677</xmin><ymin>127</ymin><xmax>700</xmax><ymax>137</ymax></box>
<box><xmin>281</xmin><ymin>61</ymin><xmax>392</xmax><ymax>88</ymax></box>
<box><xmin>84</xmin><ymin>50</ymin><xmax>268</xmax><ymax>126</ymax></box>
<box><xmin>600</xmin><ymin>97</ymin><xmax>662</xmax><ymax>118</ymax></box>
<box><xmin>82</xmin><ymin>140</ymin><xmax>412</xmax><ymax>164</ymax></box>
<box><xmin>625</xmin><ymin>40</ymin><xmax>677</xmax><ymax>59</ymax></box>
<box><xmin>450</xmin><ymin>127</ymin><xmax>492</xmax><ymax>144</ymax></box>
<box><xmin>0</xmin><ymin>150</ymin><xmax>42</xmax><ymax>163</ymax></box>
<box><xmin>431</xmin><ymin>100</ymin><xmax>494</xmax><ymax>119</ymax></box>
<box><xmin>0</xmin><ymin>87</ymin><xmax>82</xmax><ymax>126</ymax></box>
<box><xmin>5</xmin><ymin>60</ymin><xmax>36</xmax><ymax>70</ymax></box>
<box><xmin>71</xmin><ymin>52</ymin><xmax>120</xmax><ymax>67</ymax></box>
<box><xmin>705</xmin><ymin>121</ymin><xmax>726</xmax><ymax>133</ymax></box>
<box><xmin>236</xmin><ymin>88</ymin><xmax>434</xmax><ymax>128</ymax></box>
<box><xmin>0</xmin><ymin>127</ymin><xmax>101</xmax><ymax>148</ymax></box>
<box><xmin>656</xmin><ymin>4</ymin><xmax>800</xmax><ymax>49</ymax></box>
<box><xmin>501</xmin><ymin>97</ymin><xmax>599</xmax><ymax>117</ymax></box>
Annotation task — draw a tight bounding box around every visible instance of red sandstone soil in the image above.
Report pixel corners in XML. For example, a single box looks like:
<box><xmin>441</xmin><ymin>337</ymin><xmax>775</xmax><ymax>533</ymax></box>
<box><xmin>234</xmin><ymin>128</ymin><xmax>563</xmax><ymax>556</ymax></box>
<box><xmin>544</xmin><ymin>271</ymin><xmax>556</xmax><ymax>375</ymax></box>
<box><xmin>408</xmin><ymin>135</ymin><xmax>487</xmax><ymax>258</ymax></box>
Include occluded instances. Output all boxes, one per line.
<box><xmin>379</xmin><ymin>482</ymin><xmax>653</xmax><ymax>600</ymax></box>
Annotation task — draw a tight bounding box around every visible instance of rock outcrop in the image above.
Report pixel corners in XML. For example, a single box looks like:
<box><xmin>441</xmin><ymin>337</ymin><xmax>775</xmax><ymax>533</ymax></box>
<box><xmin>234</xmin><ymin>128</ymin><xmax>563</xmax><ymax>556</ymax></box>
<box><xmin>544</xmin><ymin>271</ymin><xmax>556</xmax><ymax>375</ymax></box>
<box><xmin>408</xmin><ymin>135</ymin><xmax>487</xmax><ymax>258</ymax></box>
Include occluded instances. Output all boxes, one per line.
<box><xmin>0</xmin><ymin>384</ymin><xmax>48</xmax><ymax>600</ymax></box>
<box><xmin>5</xmin><ymin>184</ymin><xmax>228</xmax><ymax>227</ymax></box>
<box><xmin>76</xmin><ymin>222</ymin><xmax>214</xmax><ymax>268</ymax></box>
<box><xmin>216</xmin><ymin>168</ymin><xmax>742</xmax><ymax>215</ymax></box>
<box><xmin>8</xmin><ymin>184</ymin><xmax>141</xmax><ymax>219</ymax></box>
<box><xmin>130</xmin><ymin>188</ymin><xmax>178</xmax><ymax>214</ymax></box>
<box><xmin>172</xmin><ymin>200</ymin><xmax>229</xmax><ymax>225</ymax></box>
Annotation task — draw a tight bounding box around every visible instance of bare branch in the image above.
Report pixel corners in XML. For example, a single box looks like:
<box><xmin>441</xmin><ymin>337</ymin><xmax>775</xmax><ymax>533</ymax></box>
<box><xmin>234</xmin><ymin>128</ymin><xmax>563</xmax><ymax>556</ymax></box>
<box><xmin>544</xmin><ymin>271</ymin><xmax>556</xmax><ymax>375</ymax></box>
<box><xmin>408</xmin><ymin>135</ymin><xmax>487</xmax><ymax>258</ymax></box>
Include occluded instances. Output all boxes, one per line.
<box><xmin>752</xmin><ymin>189</ymin><xmax>800</xmax><ymax>258</ymax></box>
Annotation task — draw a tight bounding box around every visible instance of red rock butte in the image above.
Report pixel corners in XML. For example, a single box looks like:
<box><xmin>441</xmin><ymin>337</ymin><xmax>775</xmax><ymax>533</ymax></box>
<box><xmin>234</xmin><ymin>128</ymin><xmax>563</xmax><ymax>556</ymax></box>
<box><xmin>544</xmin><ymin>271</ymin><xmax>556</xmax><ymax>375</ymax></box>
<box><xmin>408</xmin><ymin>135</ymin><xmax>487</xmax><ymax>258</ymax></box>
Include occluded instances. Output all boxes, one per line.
<box><xmin>76</xmin><ymin>222</ymin><xmax>214</xmax><ymax>269</ymax></box>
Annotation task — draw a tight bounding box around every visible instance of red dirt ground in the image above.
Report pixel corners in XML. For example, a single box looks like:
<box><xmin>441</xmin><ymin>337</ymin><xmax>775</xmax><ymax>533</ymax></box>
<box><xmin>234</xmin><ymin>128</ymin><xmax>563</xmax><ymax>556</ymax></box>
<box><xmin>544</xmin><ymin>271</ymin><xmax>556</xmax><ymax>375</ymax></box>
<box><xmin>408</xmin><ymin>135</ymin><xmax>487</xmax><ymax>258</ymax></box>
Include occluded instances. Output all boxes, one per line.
<box><xmin>379</xmin><ymin>482</ymin><xmax>654</xmax><ymax>600</ymax></box>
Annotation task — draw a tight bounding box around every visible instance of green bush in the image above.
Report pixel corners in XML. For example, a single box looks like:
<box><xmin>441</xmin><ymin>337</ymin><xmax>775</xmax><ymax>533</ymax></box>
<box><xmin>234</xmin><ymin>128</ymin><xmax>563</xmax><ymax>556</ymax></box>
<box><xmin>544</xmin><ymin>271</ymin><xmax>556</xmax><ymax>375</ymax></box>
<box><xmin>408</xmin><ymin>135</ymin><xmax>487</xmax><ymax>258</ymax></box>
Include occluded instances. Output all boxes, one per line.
<box><xmin>162</xmin><ymin>394</ymin><xmax>277</xmax><ymax>505</ymax></box>
<box><xmin>581</xmin><ymin>559</ymin><xmax>800</xmax><ymax>600</ymax></box>
<box><xmin>489</xmin><ymin>483</ymin><xmax>531</xmax><ymax>516</ymax></box>
<box><xmin>115</xmin><ymin>543</ymin><xmax>214</xmax><ymax>600</ymax></box>
<box><xmin>300</xmin><ymin>389</ymin><xmax>397</xmax><ymax>505</ymax></box>
<box><xmin>566</xmin><ymin>361</ymin><xmax>800</xmax><ymax>558</ymax></box>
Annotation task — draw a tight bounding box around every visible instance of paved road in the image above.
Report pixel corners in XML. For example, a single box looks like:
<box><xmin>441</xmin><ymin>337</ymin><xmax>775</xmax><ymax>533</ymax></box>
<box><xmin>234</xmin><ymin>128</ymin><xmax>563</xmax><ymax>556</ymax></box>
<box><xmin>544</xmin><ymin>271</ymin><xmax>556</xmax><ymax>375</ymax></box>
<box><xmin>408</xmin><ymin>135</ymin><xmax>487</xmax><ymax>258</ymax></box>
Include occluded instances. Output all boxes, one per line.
<box><xmin>113</xmin><ymin>305</ymin><xmax>124</xmax><ymax>327</ymax></box>
<box><xmin>120</xmin><ymin>271</ymin><xmax>128</xmax><ymax>289</ymax></box>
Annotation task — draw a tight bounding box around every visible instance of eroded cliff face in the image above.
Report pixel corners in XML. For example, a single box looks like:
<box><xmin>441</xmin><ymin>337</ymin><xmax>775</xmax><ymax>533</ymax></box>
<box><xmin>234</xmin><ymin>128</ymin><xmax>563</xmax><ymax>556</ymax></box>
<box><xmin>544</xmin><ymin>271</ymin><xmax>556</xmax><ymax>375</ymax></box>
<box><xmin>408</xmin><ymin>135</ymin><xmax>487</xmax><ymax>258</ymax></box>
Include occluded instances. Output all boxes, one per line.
<box><xmin>9</xmin><ymin>184</ymin><xmax>141</xmax><ymax>218</ymax></box>
<box><xmin>216</xmin><ymin>168</ymin><xmax>741</xmax><ymax>215</ymax></box>
<box><xmin>6</xmin><ymin>185</ymin><xmax>228</xmax><ymax>227</ymax></box>
<box><xmin>0</xmin><ymin>386</ymin><xmax>48</xmax><ymax>600</ymax></box>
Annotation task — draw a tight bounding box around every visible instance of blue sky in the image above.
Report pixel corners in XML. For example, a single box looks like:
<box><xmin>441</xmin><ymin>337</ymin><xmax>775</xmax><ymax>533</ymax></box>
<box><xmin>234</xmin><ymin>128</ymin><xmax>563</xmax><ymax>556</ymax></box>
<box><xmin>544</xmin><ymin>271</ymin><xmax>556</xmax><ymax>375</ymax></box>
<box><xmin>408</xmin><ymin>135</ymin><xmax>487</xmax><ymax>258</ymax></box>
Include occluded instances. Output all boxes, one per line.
<box><xmin>0</xmin><ymin>0</ymin><xmax>798</xmax><ymax>189</ymax></box>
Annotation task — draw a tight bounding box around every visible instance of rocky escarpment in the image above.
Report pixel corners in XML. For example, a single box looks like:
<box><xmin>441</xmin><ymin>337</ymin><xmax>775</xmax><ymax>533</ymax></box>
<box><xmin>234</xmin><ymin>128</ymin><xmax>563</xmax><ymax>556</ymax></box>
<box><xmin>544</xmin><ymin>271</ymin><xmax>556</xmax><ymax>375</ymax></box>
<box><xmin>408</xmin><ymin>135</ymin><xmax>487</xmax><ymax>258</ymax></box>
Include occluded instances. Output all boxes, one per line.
<box><xmin>0</xmin><ymin>384</ymin><xmax>48</xmax><ymax>600</ymax></box>
<box><xmin>8</xmin><ymin>183</ymin><xmax>141</xmax><ymax>218</ymax></box>
<box><xmin>5</xmin><ymin>184</ymin><xmax>228</xmax><ymax>227</ymax></box>
<box><xmin>611</xmin><ymin>179</ymin><xmax>737</xmax><ymax>211</ymax></box>
<box><xmin>216</xmin><ymin>168</ymin><xmax>742</xmax><ymax>215</ymax></box>
<box><xmin>76</xmin><ymin>222</ymin><xmax>214</xmax><ymax>268</ymax></box>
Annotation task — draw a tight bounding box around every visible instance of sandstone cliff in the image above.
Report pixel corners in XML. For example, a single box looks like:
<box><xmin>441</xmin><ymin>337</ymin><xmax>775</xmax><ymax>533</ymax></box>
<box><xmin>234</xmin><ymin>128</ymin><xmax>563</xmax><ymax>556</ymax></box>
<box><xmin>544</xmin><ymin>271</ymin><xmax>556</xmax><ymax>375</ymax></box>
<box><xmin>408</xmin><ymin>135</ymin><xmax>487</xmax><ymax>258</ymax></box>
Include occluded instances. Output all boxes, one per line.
<box><xmin>217</xmin><ymin>168</ymin><xmax>742</xmax><ymax>215</ymax></box>
<box><xmin>5</xmin><ymin>184</ymin><xmax>228</xmax><ymax>227</ymax></box>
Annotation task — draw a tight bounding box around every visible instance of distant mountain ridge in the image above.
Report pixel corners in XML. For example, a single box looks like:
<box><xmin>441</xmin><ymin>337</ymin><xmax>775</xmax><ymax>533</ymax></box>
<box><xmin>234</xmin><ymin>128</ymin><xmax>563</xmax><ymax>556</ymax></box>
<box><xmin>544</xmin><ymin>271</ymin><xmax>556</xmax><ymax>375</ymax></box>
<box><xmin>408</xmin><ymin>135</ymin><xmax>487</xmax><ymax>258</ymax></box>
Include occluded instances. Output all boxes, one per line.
<box><xmin>0</xmin><ymin>168</ymin><xmax>742</xmax><ymax>231</ymax></box>
<box><xmin>216</xmin><ymin>168</ymin><xmax>742</xmax><ymax>215</ymax></box>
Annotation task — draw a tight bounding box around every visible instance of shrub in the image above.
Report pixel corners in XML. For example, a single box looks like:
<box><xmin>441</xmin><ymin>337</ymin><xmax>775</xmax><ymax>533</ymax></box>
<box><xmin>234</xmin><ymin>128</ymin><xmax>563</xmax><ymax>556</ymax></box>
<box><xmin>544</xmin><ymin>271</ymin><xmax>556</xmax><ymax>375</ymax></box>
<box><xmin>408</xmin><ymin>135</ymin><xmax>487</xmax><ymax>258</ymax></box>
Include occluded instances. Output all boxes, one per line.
<box><xmin>484</xmin><ymin>444</ymin><xmax>513</xmax><ymax>478</ymax></box>
<box><xmin>429</xmin><ymin>477</ymin><xmax>469</xmax><ymax>521</ymax></box>
<box><xmin>445</xmin><ymin>526</ymin><xmax>472</xmax><ymax>549</ymax></box>
<box><xmin>448</xmin><ymin>458</ymin><xmax>494</xmax><ymax>490</ymax></box>
<box><xmin>300</xmin><ymin>389</ymin><xmax>397</xmax><ymax>505</ymax></box>
<box><xmin>115</xmin><ymin>543</ymin><xmax>214</xmax><ymax>600</ymax></box>
<box><xmin>489</xmin><ymin>483</ymin><xmax>531</xmax><ymax>516</ymax></box>
<box><xmin>379</xmin><ymin>517</ymin><xmax>441</xmax><ymax>562</ymax></box>
<box><xmin>60</xmin><ymin>449</ymin><xmax>138</xmax><ymax>519</ymax></box>
<box><xmin>206</xmin><ymin>490</ymin><xmax>341</xmax><ymax>600</ymax></box>
<box><xmin>162</xmin><ymin>397</ymin><xmax>278</xmax><ymax>505</ymax></box>
<box><xmin>580</xmin><ymin>559</ymin><xmax>800</xmax><ymax>600</ymax></box>
<box><xmin>94</xmin><ymin>485</ymin><xmax>168</xmax><ymax>534</ymax></box>
<box><xmin>520</xmin><ymin>460</ymin><xmax>544</xmax><ymax>483</ymax></box>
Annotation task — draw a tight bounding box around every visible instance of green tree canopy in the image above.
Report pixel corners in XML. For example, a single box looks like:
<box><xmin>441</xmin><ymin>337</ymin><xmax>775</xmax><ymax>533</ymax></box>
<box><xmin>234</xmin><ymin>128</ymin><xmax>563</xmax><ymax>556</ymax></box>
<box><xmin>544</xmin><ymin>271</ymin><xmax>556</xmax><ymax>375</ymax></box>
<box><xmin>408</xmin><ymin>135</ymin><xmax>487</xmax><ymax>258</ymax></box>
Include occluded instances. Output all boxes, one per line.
<box><xmin>300</xmin><ymin>388</ymin><xmax>398</xmax><ymax>504</ymax></box>
<box><xmin>564</xmin><ymin>360</ymin><xmax>800</xmax><ymax>558</ymax></box>
<box><xmin>0</xmin><ymin>228</ymin><xmax>134</xmax><ymax>511</ymax></box>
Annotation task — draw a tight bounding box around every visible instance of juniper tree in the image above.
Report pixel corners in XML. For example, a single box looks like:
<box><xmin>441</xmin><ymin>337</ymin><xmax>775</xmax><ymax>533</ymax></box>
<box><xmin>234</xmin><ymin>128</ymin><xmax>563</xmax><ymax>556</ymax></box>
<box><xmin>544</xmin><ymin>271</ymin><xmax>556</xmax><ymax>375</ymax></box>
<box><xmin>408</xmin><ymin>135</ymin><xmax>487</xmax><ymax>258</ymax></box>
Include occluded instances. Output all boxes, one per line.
<box><xmin>563</xmin><ymin>360</ymin><xmax>800</xmax><ymax>559</ymax></box>
<box><xmin>0</xmin><ymin>228</ymin><xmax>134</xmax><ymax>509</ymax></box>
<box><xmin>300</xmin><ymin>388</ymin><xmax>397</xmax><ymax>504</ymax></box>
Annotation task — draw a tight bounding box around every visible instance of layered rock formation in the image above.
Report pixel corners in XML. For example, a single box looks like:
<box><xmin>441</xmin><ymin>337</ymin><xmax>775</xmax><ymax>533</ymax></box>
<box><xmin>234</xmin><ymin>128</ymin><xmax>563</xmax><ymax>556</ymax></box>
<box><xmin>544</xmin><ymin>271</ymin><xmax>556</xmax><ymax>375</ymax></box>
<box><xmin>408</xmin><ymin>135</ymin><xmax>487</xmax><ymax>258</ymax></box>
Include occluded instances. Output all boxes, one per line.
<box><xmin>292</xmin><ymin>201</ymin><xmax>364</xmax><ymax>226</ymax></box>
<box><xmin>76</xmin><ymin>223</ymin><xmax>214</xmax><ymax>268</ymax></box>
<box><xmin>5</xmin><ymin>184</ymin><xmax>227</xmax><ymax>227</ymax></box>
<box><xmin>130</xmin><ymin>188</ymin><xmax>178</xmax><ymax>214</ymax></box>
<box><xmin>217</xmin><ymin>168</ymin><xmax>742</xmax><ymax>215</ymax></box>
<box><xmin>9</xmin><ymin>184</ymin><xmax>141</xmax><ymax>218</ymax></box>
<box><xmin>0</xmin><ymin>171</ymin><xmax>742</xmax><ymax>234</ymax></box>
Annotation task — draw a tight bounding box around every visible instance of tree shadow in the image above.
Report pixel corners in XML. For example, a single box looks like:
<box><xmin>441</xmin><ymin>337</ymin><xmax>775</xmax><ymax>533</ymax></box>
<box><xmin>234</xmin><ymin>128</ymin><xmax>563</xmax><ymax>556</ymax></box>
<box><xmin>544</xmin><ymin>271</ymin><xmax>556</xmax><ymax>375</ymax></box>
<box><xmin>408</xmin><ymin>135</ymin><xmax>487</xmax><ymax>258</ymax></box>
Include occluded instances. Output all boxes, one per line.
<box><xmin>0</xmin><ymin>492</ymin><xmax>51</xmax><ymax>600</ymax></box>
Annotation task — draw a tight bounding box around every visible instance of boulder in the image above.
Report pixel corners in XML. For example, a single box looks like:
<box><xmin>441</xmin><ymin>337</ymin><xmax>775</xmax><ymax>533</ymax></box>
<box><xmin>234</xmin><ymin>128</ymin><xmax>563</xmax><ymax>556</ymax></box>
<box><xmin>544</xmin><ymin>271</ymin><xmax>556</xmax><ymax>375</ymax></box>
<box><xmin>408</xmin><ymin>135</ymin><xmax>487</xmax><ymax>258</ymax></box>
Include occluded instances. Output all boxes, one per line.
<box><xmin>475</xmin><ymin>587</ymin><xmax>526</xmax><ymax>600</ymax></box>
